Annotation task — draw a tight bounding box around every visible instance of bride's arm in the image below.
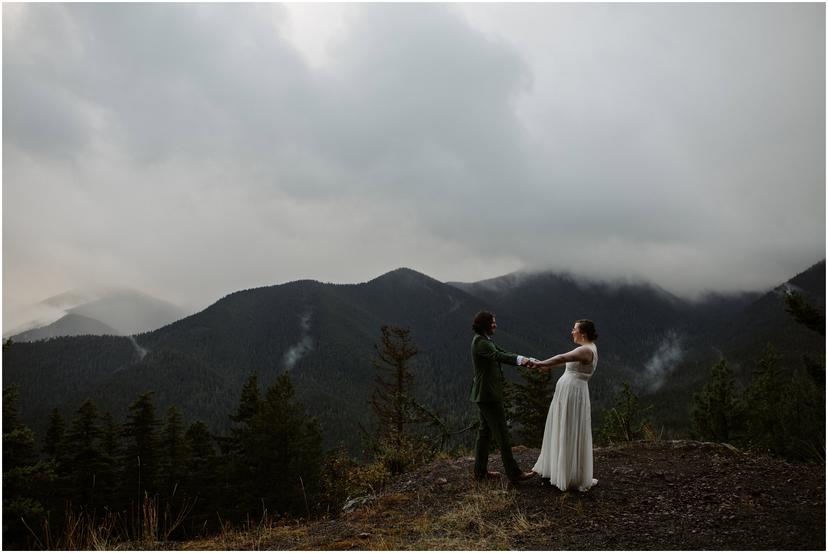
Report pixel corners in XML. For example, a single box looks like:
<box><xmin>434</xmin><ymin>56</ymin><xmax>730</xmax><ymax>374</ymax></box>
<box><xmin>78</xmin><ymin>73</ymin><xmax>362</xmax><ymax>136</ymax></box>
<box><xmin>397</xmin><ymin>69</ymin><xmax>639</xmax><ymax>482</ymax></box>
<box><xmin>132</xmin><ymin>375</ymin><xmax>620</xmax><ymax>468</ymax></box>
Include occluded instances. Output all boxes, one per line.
<box><xmin>532</xmin><ymin>346</ymin><xmax>593</xmax><ymax>369</ymax></box>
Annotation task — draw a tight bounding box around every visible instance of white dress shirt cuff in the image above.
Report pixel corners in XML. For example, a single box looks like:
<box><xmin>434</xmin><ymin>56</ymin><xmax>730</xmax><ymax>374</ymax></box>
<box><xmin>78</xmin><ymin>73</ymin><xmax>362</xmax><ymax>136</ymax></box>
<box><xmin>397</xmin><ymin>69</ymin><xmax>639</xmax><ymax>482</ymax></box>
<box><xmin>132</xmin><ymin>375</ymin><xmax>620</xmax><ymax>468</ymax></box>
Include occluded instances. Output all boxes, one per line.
<box><xmin>517</xmin><ymin>355</ymin><xmax>527</xmax><ymax>366</ymax></box>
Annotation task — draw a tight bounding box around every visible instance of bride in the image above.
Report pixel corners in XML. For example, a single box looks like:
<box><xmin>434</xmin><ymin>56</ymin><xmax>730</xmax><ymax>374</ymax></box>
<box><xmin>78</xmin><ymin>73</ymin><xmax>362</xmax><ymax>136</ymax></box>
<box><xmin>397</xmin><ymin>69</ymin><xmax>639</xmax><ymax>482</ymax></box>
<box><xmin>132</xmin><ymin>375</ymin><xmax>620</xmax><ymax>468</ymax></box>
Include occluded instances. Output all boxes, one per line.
<box><xmin>527</xmin><ymin>319</ymin><xmax>599</xmax><ymax>492</ymax></box>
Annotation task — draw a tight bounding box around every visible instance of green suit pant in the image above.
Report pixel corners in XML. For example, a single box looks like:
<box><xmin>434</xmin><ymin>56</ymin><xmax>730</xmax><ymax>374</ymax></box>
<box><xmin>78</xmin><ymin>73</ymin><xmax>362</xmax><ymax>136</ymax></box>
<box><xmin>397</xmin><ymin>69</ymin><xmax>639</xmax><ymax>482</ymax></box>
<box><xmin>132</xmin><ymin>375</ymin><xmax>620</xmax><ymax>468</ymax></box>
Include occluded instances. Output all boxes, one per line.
<box><xmin>474</xmin><ymin>401</ymin><xmax>520</xmax><ymax>479</ymax></box>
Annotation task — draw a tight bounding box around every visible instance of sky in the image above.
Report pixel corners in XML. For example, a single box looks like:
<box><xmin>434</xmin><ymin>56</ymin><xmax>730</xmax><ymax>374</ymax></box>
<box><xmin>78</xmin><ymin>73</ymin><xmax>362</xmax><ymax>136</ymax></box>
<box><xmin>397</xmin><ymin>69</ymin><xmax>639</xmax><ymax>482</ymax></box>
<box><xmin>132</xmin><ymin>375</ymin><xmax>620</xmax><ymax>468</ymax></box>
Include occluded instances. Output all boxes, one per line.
<box><xmin>3</xmin><ymin>3</ymin><xmax>825</xmax><ymax>331</ymax></box>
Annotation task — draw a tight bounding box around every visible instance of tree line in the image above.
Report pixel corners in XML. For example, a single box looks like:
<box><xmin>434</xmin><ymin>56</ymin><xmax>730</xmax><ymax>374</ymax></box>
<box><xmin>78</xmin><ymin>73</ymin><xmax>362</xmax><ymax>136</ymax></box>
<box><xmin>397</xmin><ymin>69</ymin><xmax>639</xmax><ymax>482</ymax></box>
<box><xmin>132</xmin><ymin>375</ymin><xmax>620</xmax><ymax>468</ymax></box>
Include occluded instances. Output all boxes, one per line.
<box><xmin>3</xmin><ymin>293</ymin><xmax>824</xmax><ymax>548</ymax></box>
<box><xmin>3</xmin><ymin>369</ymin><xmax>326</xmax><ymax>549</ymax></box>
<box><xmin>1</xmin><ymin>324</ymin><xmax>462</xmax><ymax>549</ymax></box>
<box><xmin>688</xmin><ymin>292</ymin><xmax>825</xmax><ymax>461</ymax></box>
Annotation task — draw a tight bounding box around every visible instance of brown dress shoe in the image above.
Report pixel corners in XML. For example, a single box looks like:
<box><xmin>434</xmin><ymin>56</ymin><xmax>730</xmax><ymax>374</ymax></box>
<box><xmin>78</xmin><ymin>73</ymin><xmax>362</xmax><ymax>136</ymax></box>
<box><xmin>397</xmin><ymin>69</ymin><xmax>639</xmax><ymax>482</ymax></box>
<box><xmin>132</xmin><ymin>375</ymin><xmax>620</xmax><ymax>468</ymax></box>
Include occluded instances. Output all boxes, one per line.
<box><xmin>474</xmin><ymin>470</ymin><xmax>501</xmax><ymax>481</ymax></box>
<box><xmin>508</xmin><ymin>470</ymin><xmax>537</xmax><ymax>483</ymax></box>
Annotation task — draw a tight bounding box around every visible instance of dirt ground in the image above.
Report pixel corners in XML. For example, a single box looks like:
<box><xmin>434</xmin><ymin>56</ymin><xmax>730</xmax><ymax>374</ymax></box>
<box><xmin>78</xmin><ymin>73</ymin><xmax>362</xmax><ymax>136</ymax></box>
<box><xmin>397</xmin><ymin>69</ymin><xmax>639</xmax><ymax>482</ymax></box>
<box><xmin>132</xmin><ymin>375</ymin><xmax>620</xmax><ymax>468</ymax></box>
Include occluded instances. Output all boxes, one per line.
<box><xmin>183</xmin><ymin>440</ymin><xmax>825</xmax><ymax>550</ymax></box>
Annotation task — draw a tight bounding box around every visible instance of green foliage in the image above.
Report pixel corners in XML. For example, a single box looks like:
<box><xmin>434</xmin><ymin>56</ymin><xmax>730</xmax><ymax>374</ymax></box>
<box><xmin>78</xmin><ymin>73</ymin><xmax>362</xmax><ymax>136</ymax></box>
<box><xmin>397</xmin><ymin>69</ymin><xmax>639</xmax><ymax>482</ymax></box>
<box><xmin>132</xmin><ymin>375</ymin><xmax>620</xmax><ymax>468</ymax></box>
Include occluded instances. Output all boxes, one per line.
<box><xmin>63</xmin><ymin>399</ymin><xmax>116</xmax><ymax>508</ymax></box>
<box><xmin>230</xmin><ymin>374</ymin><xmax>260</xmax><ymax>424</ymax></box>
<box><xmin>598</xmin><ymin>382</ymin><xmax>652</xmax><ymax>444</ymax></box>
<box><xmin>739</xmin><ymin>345</ymin><xmax>786</xmax><ymax>454</ymax></box>
<box><xmin>182</xmin><ymin>420</ymin><xmax>218</xmax><ymax>508</ymax></box>
<box><xmin>784</xmin><ymin>291</ymin><xmax>825</xmax><ymax>336</ymax></box>
<box><xmin>318</xmin><ymin>445</ymin><xmax>362</xmax><ymax>510</ymax></box>
<box><xmin>222</xmin><ymin>372</ymin><xmax>324</xmax><ymax>519</ymax></box>
<box><xmin>160</xmin><ymin>406</ymin><xmax>189</xmax><ymax>496</ymax></box>
<box><xmin>367</xmin><ymin>325</ymin><xmax>445</xmax><ymax>475</ymax></box>
<box><xmin>3</xmin><ymin>386</ymin><xmax>57</xmax><ymax>547</ymax></box>
<box><xmin>691</xmin><ymin>360</ymin><xmax>739</xmax><ymax>442</ymax></box>
<box><xmin>507</xmin><ymin>364</ymin><xmax>554</xmax><ymax>448</ymax></box>
<box><xmin>370</xmin><ymin>325</ymin><xmax>419</xmax><ymax>450</ymax></box>
<box><xmin>43</xmin><ymin>407</ymin><xmax>66</xmax><ymax>459</ymax></box>
<box><xmin>738</xmin><ymin>344</ymin><xmax>824</xmax><ymax>461</ymax></box>
<box><xmin>122</xmin><ymin>392</ymin><xmax>162</xmax><ymax>498</ymax></box>
<box><xmin>690</xmin><ymin>342</ymin><xmax>825</xmax><ymax>462</ymax></box>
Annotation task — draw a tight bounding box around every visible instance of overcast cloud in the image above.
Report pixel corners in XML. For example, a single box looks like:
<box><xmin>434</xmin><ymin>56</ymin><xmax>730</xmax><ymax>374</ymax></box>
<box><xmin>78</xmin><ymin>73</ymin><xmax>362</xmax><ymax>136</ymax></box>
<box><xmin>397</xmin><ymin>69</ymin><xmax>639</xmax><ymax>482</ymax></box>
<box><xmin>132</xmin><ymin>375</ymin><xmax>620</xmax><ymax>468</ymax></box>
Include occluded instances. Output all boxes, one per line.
<box><xmin>3</xmin><ymin>3</ymin><xmax>825</xmax><ymax>330</ymax></box>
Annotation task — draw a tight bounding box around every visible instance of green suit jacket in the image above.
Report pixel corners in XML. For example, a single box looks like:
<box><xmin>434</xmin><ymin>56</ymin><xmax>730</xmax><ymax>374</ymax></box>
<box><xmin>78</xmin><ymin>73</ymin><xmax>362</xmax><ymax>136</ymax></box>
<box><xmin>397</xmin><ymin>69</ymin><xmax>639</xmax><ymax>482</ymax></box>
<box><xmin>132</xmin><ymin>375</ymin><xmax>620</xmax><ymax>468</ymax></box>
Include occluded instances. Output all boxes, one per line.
<box><xmin>469</xmin><ymin>333</ymin><xmax>520</xmax><ymax>403</ymax></box>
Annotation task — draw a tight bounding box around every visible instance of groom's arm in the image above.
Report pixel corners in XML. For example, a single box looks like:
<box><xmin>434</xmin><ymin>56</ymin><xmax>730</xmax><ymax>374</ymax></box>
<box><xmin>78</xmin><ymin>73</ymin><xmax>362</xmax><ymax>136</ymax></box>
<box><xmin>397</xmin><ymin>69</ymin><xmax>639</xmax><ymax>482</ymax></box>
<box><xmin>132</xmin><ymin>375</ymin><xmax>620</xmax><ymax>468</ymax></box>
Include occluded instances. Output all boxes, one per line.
<box><xmin>475</xmin><ymin>340</ymin><xmax>528</xmax><ymax>366</ymax></box>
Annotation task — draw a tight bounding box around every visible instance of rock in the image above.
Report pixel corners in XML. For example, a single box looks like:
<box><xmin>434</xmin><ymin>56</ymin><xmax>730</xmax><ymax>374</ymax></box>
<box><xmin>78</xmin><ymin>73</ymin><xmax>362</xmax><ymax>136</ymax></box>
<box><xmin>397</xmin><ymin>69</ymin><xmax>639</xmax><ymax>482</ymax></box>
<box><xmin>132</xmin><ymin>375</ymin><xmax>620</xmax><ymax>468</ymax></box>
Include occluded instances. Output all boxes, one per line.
<box><xmin>436</xmin><ymin>477</ymin><xmax>448</xmax><ymax>485</ymax></box>
<box><xmin>342</xmin><ymin>495</ymin><xmax>374</xmax><ymax>513</ymax></box>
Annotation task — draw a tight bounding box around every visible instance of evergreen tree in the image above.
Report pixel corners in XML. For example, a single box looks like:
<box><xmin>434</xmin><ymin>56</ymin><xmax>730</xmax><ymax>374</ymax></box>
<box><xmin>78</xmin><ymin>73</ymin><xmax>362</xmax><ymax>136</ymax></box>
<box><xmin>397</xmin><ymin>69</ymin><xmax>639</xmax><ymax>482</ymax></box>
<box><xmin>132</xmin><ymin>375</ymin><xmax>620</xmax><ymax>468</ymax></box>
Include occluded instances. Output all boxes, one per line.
<box><xmin>159</xmin><ymin>405</ymin><xmax>189</xmax><ymax>497</ymax></box>
<box><xmin>253</xmin><ymin>374</ymin><xmax>323</xmax><ymax>516</ymax></box>
<box><xmin>740</xmin><ymin>344</ymin><xmax>786</xmax><ymax>455</ymax></box>
<box><xmin>43</xmin><ymin>407</ymin><xmax>66</xmax><ymax>459</ymax></box>
<box><xmin>223</xmin><ymin>373</ymin><xmax>323</xmax><ymax>519</ymax></box>
<box><xmin>64</xmin><ymin>399</ymin><xmax>111</xmax><ymax>509</ymax></box>
<box><xmin>739</xmin><ymin>343</ymin><xmax>825</xmax><ymax>461</ymax></box>
<box><xmin>370</xmin><ymin>325</ymin><xmax>419</xmax><ymax>447</ymax></box>
<box><xmin>219</xmin><ymin>374</ymin><xmax>260</xmax><ymax>518</ymax></box>
<box><xmin>507</xmin><ymin>364</ymin><xmax>554</xmax><ymax>447</ymax></box>
<box><xmin>182</xmin><ymin>420</ymin><xmax>218</xmax><ymax>524</ymax></box>
<box><xmin>185</xmin><ymin>421</ymin><xmax>216</xmax><ymax>475</ymax></box>
<box><xmin>784</xmin><ymin>291</ymin><xmax>825</xmax><ymax>336</ymax></box>
<box><xmin>97</xmin><ymin>410</ymin><xmax>122</xmax><ymax>508</ymax></box>
<box><xmin>3</xmin><ymin>386</ymin><xmax>56</xmax><ymax>548</ymax></box>
<box><xmin>230</xmin><ymin>374</ymin><xmax>260</xmax><ymax>425</ymax></box>
<box><xmin>690</xmin><ymin>360</ymin><xmax>739</xmax><ymax>442</ymax></box>
<box><xmin>42</xmin><ymin>407</ymin><xmax>70</xmax><ymax>520</ymax></box>
<box><xmin>122</xmin><ymin>392</ymin><xmax>162</xmax><ymax>498</ymax></box>
<box><xmin>366</xmin><ymin>325</ymin><xmax>448</xmax><ymax>471</ymax></box>
<box><xmin>598</xmin><ymin>382</ymin><xmax>652</xmax><ymax>443</ymax></box>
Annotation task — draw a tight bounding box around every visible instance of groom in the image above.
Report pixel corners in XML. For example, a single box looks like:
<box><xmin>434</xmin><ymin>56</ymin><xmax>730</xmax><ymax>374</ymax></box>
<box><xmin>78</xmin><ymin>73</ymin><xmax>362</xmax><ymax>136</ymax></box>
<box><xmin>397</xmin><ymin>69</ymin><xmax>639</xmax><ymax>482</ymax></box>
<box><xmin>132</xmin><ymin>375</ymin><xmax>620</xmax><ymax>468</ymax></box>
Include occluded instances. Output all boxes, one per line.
<box><xmin>470</xmin><ymin>311</ymin><xmax>536</xmax><ymax>483</ymax></box>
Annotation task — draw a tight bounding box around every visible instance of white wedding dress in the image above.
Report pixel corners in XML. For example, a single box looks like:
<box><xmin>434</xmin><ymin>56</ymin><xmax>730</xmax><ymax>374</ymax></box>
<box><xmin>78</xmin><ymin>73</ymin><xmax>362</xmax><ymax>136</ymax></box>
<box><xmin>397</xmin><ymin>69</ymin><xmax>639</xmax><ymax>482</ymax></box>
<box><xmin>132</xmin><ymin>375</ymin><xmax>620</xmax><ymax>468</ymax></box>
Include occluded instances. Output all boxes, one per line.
<box><xmin>532</xmin><ymin>342</ymin><xmax>598</xmax><ymax>492</ymax></box>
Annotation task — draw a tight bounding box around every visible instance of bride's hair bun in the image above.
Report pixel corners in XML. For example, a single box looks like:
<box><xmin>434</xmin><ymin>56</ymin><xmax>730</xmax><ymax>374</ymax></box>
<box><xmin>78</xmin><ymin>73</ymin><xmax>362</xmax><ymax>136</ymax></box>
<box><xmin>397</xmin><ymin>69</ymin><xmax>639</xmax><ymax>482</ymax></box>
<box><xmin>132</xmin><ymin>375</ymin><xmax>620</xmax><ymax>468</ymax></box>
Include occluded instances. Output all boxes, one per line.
<box><xmin>576</xmin><ymin>319</ymin><xmax>598</xmax><ymax>341</ymax></box>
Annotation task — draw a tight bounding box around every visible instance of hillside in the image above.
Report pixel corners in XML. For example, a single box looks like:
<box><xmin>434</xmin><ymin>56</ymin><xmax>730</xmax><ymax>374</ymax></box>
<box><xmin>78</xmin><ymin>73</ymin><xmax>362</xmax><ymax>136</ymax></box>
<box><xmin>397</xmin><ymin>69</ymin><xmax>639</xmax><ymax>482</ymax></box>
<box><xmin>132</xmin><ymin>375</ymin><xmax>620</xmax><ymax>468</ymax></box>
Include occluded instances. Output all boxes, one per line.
<box><xmin>3</xmin><ymin>261</ymin><xmax>824</xmax><ymax>452</ymax></box>
<box><xmin>10</xmin><ymin>313</ymin><xmax>122</xmax><ymax>342</ymax></box>
<box><xmin>178</xmin><ymin>441</ymin><xmax>825</xmax><ymax>550</ymax></box>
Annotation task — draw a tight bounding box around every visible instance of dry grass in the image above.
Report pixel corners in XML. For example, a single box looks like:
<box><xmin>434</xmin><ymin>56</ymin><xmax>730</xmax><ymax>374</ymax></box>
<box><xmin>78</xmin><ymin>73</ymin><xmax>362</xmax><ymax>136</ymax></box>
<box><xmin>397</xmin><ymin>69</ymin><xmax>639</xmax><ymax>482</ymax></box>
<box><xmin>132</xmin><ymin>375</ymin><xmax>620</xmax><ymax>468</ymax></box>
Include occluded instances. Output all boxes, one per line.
<box><xmin>206</xmin><ymin>478</ymin><xmax>554</xmax><ymax>551</ymax></box>
<box><xmin>38</xmin><ymin>506</ymin><xmax>120</xmax><ymax>551</ymax></box>
<box><xmin>181</xmin><ymin>518</ymin><xmax>312</xmax><ymax>551</ymax></box>
<box><xmin>337</xmin><ymin>481</ymin><xmax>550</xmax><ymax>550</ymax></box>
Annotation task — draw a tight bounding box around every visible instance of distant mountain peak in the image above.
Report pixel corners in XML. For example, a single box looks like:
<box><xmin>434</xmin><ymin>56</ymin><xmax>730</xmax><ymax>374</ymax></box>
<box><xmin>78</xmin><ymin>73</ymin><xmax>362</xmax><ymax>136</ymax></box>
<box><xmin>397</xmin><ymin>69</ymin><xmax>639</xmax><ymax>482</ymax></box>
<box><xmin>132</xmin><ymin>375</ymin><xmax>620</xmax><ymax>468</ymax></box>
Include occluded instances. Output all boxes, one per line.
<box><xmin>370</xmin><ymin>267</ymin><xmax>439</xmax><ymax>284</ymax></box>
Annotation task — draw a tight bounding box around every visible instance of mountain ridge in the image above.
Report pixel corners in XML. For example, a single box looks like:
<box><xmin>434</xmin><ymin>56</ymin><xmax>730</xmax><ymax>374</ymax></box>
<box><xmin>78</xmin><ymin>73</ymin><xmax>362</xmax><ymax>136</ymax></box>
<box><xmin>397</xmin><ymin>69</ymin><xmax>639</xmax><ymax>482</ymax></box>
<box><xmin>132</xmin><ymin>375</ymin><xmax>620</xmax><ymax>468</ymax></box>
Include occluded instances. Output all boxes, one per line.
<box><xmin>8</xmin><ymin>289</ymin><xmax>187</xmax><ymax>341</ymax></box>
<box><xmin>3</xmin><ymin>260</ymin><xmax>824</xmax><ymax>453</ymax></box>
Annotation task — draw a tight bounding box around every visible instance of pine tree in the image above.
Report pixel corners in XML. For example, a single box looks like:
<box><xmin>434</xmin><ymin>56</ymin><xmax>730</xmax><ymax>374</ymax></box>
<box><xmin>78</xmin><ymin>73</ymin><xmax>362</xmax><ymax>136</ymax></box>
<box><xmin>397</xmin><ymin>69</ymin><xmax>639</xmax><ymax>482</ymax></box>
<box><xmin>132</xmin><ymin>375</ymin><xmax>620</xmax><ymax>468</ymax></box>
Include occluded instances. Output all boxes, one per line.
<box><xmin>598</xmin><ymin>382</ymin><xmax>652</xmax><ymax>443</ymax></box>
<box><xmin>159</xmin><ymin>406</ymin><xmax>189</xmax><ymax>497</ymax></box>
<box><xmin>2</xmin><ymin>386</ymin><xmax>56</xmax><ymax>547</ymax></box>
<box><xmin>740</xmin><ymin>344</ymin><xmax>785</xmax><ymax>455</ymax></box>
<box><xmin>367</xmin><ymin>325</ymin><xmax>436</xmax><ymax>474</ymax></box>
<box><xmin>185</xmin><ymin>421</ymin><xmax>216</xmax><ymax>473</ymax></box>
<box><xmin>508</xmin><ymin>364</ymin><xmax>554</xmax><ymax>447</ymax></box>
<box><xmin>784</xmin><ymin>291</ymin><xmax>825</xmax><ymax>336</ymax></box>
<box><xmin>690</xmin><ymin>360</ymin><xmax>739</xmax><ymax>442</ymax></box>
<box><xmin>253</xmin><ymin>374</ymin><xmax>323</xmax><ymax>516</ymax></box>
<box><xmin>177</xmin><ymin>420</ymin><xmax>218</xmax><ymax>532</ymax></box>
<box><xmin>64</xmin><ymin>399</ymin><xmax>110</xmax><ymax>508</ymax></box>
<box><xmin>739</xmin><ymin>342</ymin><xmax>825</xmax><ymax>461</ymax></box>
<box><xmin>183</xmin><ymin>420</ymin><xmax>217</xmax><ymax>517</ymax></box>
<box><xmin>122</xmin><ymin>392</ymin><xmax>162</xmax><ymax>498</ymax></box>
<box><xmin>43</xmin><ymin>408</ymin><xmax>66</xmax><ymax>459</ymax></box>
<box><xmin>231</xmin><ymin>374</ymin><xmax>260</xmax><ymax>425</ymax></box>
<box><xmin>222</xmin><ymin>373</ymin><xmax>323</xmax><ymax>519</ymax></box>
<box><xmin>42</xmin><ymin>407</ymin><xmax>70</xmax><ymax>520</ymax></box>
<box><xmin>219</xmin><ymin>374</ymin><xmax>260</xmax><ymax>518</ymax></box>
<box><xmin>370</xmin><ymin>325</ymin><xmax>419</xmax><ymax>449</ymax></box>
<box><xmin>97</xmin><ymin>410</ymin><xmax>122</xmax><ymax>508</ymax></box>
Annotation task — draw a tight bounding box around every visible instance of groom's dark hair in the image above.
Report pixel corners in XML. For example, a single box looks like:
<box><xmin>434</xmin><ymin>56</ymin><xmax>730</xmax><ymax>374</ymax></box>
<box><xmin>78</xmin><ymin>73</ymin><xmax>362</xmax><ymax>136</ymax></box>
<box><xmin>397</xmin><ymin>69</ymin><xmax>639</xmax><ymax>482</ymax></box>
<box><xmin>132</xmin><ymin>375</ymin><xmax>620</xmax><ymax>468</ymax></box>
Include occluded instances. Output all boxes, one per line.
<box><xmin>472</xmin><ymin>311</ymin><xmax>495</xmax><ymax>334</ymax></box>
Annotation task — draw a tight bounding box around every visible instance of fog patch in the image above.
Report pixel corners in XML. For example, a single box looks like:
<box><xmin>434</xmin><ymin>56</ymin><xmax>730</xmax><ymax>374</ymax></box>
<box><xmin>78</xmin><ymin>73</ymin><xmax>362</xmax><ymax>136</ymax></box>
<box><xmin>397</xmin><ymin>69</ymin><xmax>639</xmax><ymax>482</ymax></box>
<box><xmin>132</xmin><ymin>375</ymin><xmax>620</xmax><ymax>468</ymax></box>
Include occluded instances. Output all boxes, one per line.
<box><xmin>128</xmin><ymin>335</ymin><xmax>148</xmax><ymax>360</ymax></box>
<box><xmin>282</xmin><ymin>310</ymin><xmax>313</xmax><ymax>371</ymax></box>
<box><xmin>643</xmin><ymin>331</ymin><xmax>683</xmax><ymax>391</ymax></box>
